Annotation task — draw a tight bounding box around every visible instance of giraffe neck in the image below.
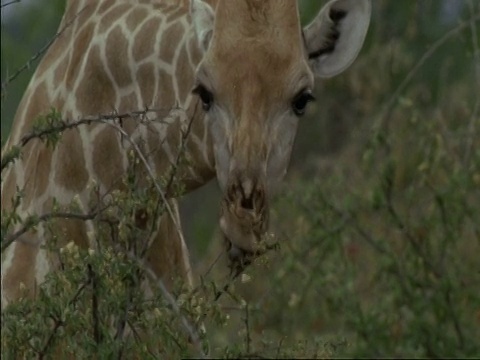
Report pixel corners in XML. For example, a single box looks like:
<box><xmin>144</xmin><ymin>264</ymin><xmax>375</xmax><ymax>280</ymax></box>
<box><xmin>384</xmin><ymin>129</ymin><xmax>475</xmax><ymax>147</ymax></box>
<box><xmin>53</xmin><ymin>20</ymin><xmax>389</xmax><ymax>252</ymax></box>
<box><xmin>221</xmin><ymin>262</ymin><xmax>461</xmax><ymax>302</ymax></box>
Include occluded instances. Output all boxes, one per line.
<box><xmin>7</xmin><ymin>0</ymin><xmax>216</xmax><ymax>199</ymax></box>
<box><xmin>1</xmin><ymin>0</ymin><xmax>217</xmax><ymax>306</ymax></box>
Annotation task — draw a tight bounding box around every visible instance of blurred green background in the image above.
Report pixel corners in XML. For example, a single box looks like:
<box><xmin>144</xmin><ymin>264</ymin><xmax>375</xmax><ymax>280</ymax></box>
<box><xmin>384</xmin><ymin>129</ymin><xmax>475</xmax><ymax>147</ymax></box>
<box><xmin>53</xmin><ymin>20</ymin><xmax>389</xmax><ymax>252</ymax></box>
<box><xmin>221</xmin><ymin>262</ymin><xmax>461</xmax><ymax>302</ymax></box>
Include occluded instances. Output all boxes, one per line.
<box><xmin>1</xmin><ymin>0</ymin><xmax>479</xmax><ymax>357</ymax></box>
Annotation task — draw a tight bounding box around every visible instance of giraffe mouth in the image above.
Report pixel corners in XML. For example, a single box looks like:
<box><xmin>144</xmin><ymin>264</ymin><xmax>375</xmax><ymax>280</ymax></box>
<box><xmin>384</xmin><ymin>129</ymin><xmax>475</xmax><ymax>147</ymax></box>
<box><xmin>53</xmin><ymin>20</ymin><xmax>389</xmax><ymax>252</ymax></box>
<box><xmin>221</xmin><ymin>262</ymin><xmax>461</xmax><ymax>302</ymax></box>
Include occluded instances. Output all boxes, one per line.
<box><xmin>219</xmin><ymin>195</ymin><xmax>271</xmax><ymax>271</ymax></box>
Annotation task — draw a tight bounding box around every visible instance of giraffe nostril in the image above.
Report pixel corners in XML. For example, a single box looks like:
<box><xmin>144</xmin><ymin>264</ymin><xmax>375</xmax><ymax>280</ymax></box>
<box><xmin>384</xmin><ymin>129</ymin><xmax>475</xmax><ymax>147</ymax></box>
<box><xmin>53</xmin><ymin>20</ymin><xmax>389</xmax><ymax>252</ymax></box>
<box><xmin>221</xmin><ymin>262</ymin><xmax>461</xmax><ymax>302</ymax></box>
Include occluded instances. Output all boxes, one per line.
<box><xmin>241</xmin><ymin>196</ymin><xmax>254</xmax><ymax>210</ymax></box>
<box><xmin>226</xmin><ymin>177</ymin><xmax>264</xmax><ymax>211</ymax></box>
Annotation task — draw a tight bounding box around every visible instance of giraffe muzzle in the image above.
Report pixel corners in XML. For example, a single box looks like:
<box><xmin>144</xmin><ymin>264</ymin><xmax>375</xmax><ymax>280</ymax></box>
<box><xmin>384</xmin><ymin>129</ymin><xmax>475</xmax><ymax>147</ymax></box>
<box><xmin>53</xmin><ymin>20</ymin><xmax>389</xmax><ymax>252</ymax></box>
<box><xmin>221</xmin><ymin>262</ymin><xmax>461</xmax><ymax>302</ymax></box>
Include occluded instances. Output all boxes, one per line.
<box><xmin>219</xmin><ymin>176</ymin><xmax>269</xmax><ymax>255</ymax></box>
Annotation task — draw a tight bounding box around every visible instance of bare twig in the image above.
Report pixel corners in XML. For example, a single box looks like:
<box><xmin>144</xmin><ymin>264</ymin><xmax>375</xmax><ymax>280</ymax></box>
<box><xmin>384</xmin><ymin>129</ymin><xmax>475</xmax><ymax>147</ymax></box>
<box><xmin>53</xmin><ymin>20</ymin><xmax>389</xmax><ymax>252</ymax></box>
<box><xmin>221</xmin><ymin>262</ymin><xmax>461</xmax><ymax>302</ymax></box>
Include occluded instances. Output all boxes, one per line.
<box><xmin>2</xmin><ymin>206</ymin><xmax>111</xmax><ymax>252</ymax></box>
<box><xmin>88</xmin><ymin>264</ymin><xmax>102</xmax><ymax>346</ymax></box>
<box><xmin>101</xmin><ymin>119</ymin><xmax>184</xmax><ymax>244</ymax></box>
<box><xmin>0</xmin><ymin>0</ymin><xmax>20</xmax><ymax>8</ymax></box>
<box><xmin>1</xmin><ymin>6</ymin><xmax>86</xmax><ymax>97</ymax></box>
<box><xmin>243</xmin><ymin>302</ymin><xmax>251</xmax><ymax>354</ymax></box>
<box><xmin>0</xmin><ymin>107</ymin><xmax>177</xmax><ymax>172</ymax></box>
<box><xmin>141</xmin><ymin>104</ymin><xmax>200</xmax><ymax>259</ymax></box>
<box><xmin>373</xmin><ymin>12</ymin><xmax>480</xmax><ymax>133</ymax></box>
<box><xmin>122</xmin><ymin>251</ymin><xmax>207</xmax><ymax>359</ymax></box>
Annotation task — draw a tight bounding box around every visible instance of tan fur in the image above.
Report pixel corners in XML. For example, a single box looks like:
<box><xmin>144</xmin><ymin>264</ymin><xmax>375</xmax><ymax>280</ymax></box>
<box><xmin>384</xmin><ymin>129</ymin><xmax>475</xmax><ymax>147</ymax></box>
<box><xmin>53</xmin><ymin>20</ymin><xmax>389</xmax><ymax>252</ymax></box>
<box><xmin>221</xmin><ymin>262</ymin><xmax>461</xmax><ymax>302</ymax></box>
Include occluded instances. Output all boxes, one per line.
<box><xmin>1</xmin><ymin>0</ymin><xmax>369</xmax><ymax>339</ymax></box>
<box><xmin>2</xmin><ymin>1</ymin><xmax>212</xmax><ymax>309</ymax></box>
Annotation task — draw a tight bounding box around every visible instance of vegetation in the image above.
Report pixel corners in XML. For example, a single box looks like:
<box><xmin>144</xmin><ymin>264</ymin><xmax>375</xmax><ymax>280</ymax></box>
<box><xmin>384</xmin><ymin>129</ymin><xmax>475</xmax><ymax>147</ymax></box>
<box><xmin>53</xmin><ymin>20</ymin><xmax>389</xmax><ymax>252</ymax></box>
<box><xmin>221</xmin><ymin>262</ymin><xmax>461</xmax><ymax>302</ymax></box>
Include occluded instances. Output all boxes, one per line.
<box><xmin>1</xmin><ymin>0</ymin><xmax>479</xmax><ymax>358</ymax></box>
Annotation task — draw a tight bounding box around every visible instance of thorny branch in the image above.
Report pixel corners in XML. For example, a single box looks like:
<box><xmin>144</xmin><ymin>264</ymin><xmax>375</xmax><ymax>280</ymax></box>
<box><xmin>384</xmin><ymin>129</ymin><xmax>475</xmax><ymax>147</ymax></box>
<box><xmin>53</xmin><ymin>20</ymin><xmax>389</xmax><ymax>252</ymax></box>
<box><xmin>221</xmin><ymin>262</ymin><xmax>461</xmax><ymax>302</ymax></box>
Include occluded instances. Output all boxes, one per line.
<box><xmin>121</xmin><ymin>250</ymin><xmax>207</xmax><ymax>359</ymax></box>
<box><xmin>101</xmin><ymin>117</ymin><xmax>185</xmax><ymax>244</ymax></box>
<box><xmin>1</xmin><ymin>206</ymin><xmax>113</xmax><ymax>252</ymax></box>
<box><xmin>0</xmin><ymin>107</ymin><xmax>179</xmax><ymax>172</ymax></box>
<box><xmin>87</xmin><ymin>264</ymin><xmax>102</xmax><ymax>346</ymax></box>
<box><xmin>1</xmin><ymin>104</ymin><xmax>206</xmax><ymax>355</ymax></box>
<box><xmin>244</xmin><ymin>302</ymin><xmax>251</xmax><ymax>354</ymax></box>
<box><xmin>0</xmin><ymin>0</ymin><xmax>20</xmax><ymax>8</ymax></box>
<box><xmin>1</xmin><ymin>6</ymin><xmax>87</xmax><ymax>97</ymax></box>
<box><xmin>38</xmin><ymin>276</ymin><xmax>91</xmax><ymax>359</ymax></box>
<box><xmin>140</xmin><ymin>103</ymin><xmax>201</xmax><ymax>259</ymax></box>
<box><xmin>373</xmin><ymin>12</ymin><xmax>480</xmax><ymax>133</ymax></box>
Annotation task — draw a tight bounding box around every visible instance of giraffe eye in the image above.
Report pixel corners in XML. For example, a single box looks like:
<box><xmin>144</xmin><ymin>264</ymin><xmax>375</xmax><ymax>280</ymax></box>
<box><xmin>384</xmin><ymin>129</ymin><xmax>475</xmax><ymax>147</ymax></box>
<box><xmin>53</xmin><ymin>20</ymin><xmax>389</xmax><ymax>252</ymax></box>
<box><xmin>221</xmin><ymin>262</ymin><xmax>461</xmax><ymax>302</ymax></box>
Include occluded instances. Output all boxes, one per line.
<box><xmin>292</xmin><ymin>90</ymin><xmax>315</xmax><ymax>116</ymax></box>
<box><xmin>192</xmin><ymin>84</ymin><xmax>213</xmax><ymax>111</ymax></box>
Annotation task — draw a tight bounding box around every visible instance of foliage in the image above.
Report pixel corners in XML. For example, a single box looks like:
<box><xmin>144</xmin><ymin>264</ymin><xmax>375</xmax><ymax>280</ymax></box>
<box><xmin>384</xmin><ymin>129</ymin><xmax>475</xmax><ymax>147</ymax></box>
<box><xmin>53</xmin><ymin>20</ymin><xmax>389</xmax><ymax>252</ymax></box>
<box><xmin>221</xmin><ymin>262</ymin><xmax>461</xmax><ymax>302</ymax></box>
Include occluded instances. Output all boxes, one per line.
<box><xmin>1</xmin><ymin>0</ymin><xmax>479</xmax><ymax>358</ymax></box>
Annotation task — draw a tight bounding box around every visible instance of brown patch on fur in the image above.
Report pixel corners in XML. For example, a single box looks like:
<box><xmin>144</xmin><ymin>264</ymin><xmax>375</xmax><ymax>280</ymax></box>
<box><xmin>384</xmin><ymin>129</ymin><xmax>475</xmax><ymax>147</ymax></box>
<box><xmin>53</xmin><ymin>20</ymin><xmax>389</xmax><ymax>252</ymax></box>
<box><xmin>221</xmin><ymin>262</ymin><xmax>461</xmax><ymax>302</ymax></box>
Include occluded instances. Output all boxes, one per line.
<box><xmin>35</xmin><ymin>0</ymin><xmax>93</xmax><ymax>79</ymax></box>
<box><xmin>92</xmin><ymin>127</ymin><xmax>125</xmax><ymax>189</ymax></box>
<box><xmin>76</xmin><ymin>45</ymin><xmax>116</xmax><ymax>115</ymax></box>
<box><xmin>36</xmin><ymin>31</ymin><xmax>72</xmax><ymax>78</ymax></box>
<box><xmin>20</xmin><ymin>83</ymin><xmax>50</xmax><ymax>142</ymax></box>
<box><xmin>136</xmin><ymin>63</ymin><xmax>155</xmax><ymax>105</ymax></box>
<box><xmin>98</xmin><ymin>3</ymin><xmax>131</xmax><ymax>34</ymax></box>
<box><xmin>54</xmin><ymin>53</ymin><xmax>71</xmax><ymax>85</ymax></box>
<box><xmin>157</xmin><ymin>68</ymin><xmax>175</xmax><ymax>107</ymax></box>
<box><xmin>54</xmin><ymin>129</ymin><xmax>89</xmax><ymax>192</ymax></box>
<box><xmin>21</xmin><ymin>143</ymin><xmax>54</xmax><ymax>208</ymax></box>
<box><xmin>119</xmin><ymin>92</ymin><xmax>140</xmax><ymax>113</ymax></box>
<box><xmin>133</xmin><ymin>17</ymin><xmax>161</xmax><ymax>62</ymax></box>
<box><xmin>64</xmin><ymin>0</ymin><xmax>80</xmax><ymax>20</ymax></box>
<box><xmin>159</xmin><ymin>22</ymin><xmax>184</xmax><ymax>64</ymax></box>
<box><xmin>73</xmin><ymin>1</ymin><xmax>99</xmax><ymax>28</ymax></box>
<box><xmin>2</xmin><ymin>236</ymin><xmax>38</xmax><ymax>303</ymax></box>
<box><xmin>118</xmin><ymin>92</ymin><xmax>140</xmax><ymax>136</ymax></box>
<box><xmin>166</xmin><ymin>5</ymin><xmax>186</xmax><ymax>23</ymax></box>
<box><xmin>106</xmin><ymin>26</ymin><xmax>132</xmax><ymax>88</ymax></box>
<box><xmin>33</xmin><ymin>146</ymin><xmax>54</xmax><ymax>199</ymax></box>
<box><xmin>98</xmin><ymin>0</ymin><xmax>115</xmax><ymax>15</ymax></box>
<box><xmin>50</xmin><ymin>218</ymin><xmax>89</xmax><ymax>249</ymax></box>
<box><xmin>65</xmin><ymin>22</ymin><xmax>95</xmax><ymax>91</ymax></box>
<box><xmin>125</xmin><ymin>7</ymin><xmax>149</xmax><ymax>32</ymax></box>
<box><xmin>145</xmin><ymin>202</ymin><xmax>189</xmax><ymax>288</ymax></box>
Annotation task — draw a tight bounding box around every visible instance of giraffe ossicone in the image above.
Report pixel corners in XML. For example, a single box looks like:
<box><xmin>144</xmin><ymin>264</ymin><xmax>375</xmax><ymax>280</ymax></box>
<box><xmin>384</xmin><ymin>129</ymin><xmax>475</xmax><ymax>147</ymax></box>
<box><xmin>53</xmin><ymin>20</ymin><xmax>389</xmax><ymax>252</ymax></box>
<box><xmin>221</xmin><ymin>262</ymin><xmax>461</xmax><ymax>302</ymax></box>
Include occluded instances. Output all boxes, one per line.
<box><xmin>1</xmin><ymin>0</ymin><xmax>371</xmax><ymax>308</ymax></box>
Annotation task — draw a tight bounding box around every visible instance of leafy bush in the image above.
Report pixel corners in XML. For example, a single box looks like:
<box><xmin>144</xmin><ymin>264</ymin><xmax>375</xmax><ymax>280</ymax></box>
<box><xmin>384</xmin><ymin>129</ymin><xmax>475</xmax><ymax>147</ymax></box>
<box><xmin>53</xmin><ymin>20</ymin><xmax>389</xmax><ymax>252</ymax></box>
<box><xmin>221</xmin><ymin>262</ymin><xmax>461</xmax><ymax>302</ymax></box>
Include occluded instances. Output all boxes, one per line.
<box><xmin>2</xmin><ymin>0</ymin><xmax>479</xmax><ymax>358</ymax></box>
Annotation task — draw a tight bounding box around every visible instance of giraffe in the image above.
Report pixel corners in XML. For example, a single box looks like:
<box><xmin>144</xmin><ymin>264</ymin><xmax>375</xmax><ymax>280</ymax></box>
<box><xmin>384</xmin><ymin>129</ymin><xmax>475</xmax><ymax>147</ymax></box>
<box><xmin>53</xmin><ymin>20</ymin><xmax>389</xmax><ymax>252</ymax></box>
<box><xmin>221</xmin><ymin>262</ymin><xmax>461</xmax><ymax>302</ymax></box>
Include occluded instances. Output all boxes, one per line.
<box><xmin>1</xmin><ymin>0</ymin><xmax>371</xmax><ymax>309</ymax></box>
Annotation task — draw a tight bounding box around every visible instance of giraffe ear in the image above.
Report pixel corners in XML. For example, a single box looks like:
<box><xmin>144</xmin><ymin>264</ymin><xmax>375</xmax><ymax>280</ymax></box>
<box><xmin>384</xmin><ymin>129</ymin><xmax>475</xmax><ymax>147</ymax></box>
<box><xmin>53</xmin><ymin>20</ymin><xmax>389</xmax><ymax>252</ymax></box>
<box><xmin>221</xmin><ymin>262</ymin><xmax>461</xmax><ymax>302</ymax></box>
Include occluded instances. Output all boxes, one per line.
<box><xmin>190</xmin><ymin>0</ymin><xmax>215</xmax><ymax>52</ymax></box>
<box><xmin>304</xmin><ymin>0</ymin><xmax>371</xmax><ymax>78</ymax></box>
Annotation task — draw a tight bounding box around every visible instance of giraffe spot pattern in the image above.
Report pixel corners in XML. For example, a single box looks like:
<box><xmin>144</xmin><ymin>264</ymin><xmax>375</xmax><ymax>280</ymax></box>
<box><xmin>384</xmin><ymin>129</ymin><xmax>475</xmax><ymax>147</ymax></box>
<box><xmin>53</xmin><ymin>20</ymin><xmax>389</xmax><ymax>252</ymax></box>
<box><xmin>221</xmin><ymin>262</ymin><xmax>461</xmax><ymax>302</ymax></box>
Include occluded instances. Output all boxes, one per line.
<box><xmin>133</xmin><ymin>17</ymin><xmax>162</xmax><ymax>62</ymax></box>
<box><xmin>125</xmin><ymin>7</ymin><xmax>149</xmax><ymax>33</ymax></box>
<box><xmin>106</xmin><ymin>25</ymin><xmax>133</xmax><ymax>88</ymax></box>
<box><xmin>98</xmin><ymin>3</ymin><xmax>131</xmax><ymax>34</ymax></box>
<box><xmin>65</xmin><ymin>22</ymin><xmax>96</xmax><ymax>91</ymax></box>
<box><xmin>54</xmin><ymin>128</ymin><xmax>89</xmax><ymax>192</ymax></box>
<box><xmin>159</xmin><ymin>22</ymin><xmax>185</xmax><ymax>64</ymax></box>
<box><xmin>136</xmin><ymin>62</ymin><xmax>156</xmax><ymax>106</ymax></box>
<box><xmin>2</xmin><ymin>238</ymin><xmax>38</xmax><ymax>303</ymax></box>
<box><xmin>75</xmin><ymin>45</ymin><xmax>116</xmax><ymax>115</ymax></box>
<box><xmin>92</xmin><ymin>127</ymin><xmax>125</xmax><ymax>189</ymax></box>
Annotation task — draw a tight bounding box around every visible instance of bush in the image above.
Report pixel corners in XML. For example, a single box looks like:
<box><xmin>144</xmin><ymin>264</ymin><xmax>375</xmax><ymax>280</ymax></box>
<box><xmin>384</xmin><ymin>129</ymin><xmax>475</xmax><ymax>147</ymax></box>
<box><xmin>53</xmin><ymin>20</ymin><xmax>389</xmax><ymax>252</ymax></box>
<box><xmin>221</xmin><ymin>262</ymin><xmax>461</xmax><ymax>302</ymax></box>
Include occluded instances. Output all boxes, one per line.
<box><xmin>2</xmin><ymin>0</ymin><xmax>479</xmax><ymax>358</ymax></box>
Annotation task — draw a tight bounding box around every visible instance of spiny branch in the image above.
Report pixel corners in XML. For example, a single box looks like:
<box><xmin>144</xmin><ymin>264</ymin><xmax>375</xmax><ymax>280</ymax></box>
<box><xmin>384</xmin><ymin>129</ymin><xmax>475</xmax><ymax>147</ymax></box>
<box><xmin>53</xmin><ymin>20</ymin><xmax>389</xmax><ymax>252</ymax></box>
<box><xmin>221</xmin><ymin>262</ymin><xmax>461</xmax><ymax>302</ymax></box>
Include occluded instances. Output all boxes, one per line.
<box><xmin>0</xmin><ymin>107</ymin><xmax>179</xmax><ymax>172</ymax></box>
<box><xmin>101</xmin><ymin>117</ymin><xmax>185</xmax><ymax>246</ymax></box>
<box><xmin>1</xmin><ymin>206</ymin><xmax>112</xmax><ymax>252</ymax></box>
<box><xmin>0</xmin><ymin>0</ymin><xmax>20</xmax><ymax>8</ymax></box>
<box><xmin>38</xmin><ymin>277</ymin><xmax>90</xmax><ymax>359</ymax></box>
<box><xmin>120</xmin><ymin>249</ymin><xmax>207</xmax><ymax>359</ymax></box>
<box><xmin>373</xmin><ymin>12</ymin><xmax>480</xmax><ymax>133</ymax></box>
<box><xmin>1</xmin><ymin>5</ymin><xmax>86</xmax><ymax>97</ymax></box>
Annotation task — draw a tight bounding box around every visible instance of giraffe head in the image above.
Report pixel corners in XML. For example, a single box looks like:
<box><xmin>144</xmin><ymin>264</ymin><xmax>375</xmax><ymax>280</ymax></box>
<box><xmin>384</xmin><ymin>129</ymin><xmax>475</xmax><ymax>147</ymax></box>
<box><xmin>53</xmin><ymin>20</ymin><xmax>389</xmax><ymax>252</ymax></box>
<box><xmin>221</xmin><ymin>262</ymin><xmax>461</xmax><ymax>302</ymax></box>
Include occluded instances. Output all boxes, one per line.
<box><xmin>190</xmin><ymin>0</ymin><xmax>371</xmax><ymax>257</ymax></box>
